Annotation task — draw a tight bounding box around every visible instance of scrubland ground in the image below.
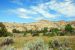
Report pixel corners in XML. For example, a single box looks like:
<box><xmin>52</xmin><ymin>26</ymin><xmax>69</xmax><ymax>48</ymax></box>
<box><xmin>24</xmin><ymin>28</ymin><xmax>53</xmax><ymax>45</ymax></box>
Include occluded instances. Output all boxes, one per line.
<box><xmin>0</xmin><ymin>36</ymin><xmax>75</xmax><ymax>50</ymax></box>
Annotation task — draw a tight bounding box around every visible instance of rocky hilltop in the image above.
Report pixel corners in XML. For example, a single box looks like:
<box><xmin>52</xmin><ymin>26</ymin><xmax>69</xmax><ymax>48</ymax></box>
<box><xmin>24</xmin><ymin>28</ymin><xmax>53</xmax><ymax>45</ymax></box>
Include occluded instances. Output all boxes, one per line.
<box><xmin>2</xmin><ymin>20</ymin><xmax>75</xmax><ymax>32</ymax></box>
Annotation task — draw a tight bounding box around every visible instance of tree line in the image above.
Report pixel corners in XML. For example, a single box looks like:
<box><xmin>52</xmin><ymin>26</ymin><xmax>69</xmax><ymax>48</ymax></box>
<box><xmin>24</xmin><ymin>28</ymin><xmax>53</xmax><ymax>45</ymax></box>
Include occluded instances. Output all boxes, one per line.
<box><xmin>0</xmin><ymin>22</ymin><xmax>75</xmax><ymax>37</ymax></box>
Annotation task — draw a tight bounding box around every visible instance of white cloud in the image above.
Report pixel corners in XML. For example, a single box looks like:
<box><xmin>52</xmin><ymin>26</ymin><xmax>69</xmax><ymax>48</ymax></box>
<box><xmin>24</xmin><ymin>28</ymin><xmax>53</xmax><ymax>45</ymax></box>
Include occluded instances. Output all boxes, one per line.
<box><xmin>48</xmin><ymin>0</ymin><xmax>75</xmax><ymax>17</ymax></box>
<box><xmin>17</xmin><ymin>8</ymin><xmax>37</xmax><ymax>14</ymax></box>
<box><xmin>32</xmin><ymin>7</ymin><xmax>56</xmax><ymax>18</ymax></box>
<box><xmin>7</xmin><ymin>6</ymin><xmax>58</xmax><ymax>19</ymax></box>
<box><xmin>7</xmin><ymin>0</ymin><xmax>75</xmax><ymax>20</ymax></box>
<box><xmin>30</xmin><ymin>0</ymin><xmax>75</xmax><ymax>18</ymax></box>
<box><xmin>16</xmin><ymin>8</ymin><xmax>39</xmax><ymax>19</ymax></box>
<box><xmin>18</xmin><ymin>14</ymin><xmax>30</xmax><ymax>18</ymax></box>
<box><xmin>30</xmin><ymin>3</ymin><xmax>60</xmax><ymax>19</ymax></box>
<box><xmin>7</xmin><ymin>8</ymin><xmax>38</xmax><ymax>19</ymax></box>
<box><xmin>31</xmin><ymin>0</ymin><xmax>75</xmax><ymax>20</ymax></box>
<box><xmin>34</xmin><ymin>17</ymin><xmax>44</xmax><ymax>20</ymax></box>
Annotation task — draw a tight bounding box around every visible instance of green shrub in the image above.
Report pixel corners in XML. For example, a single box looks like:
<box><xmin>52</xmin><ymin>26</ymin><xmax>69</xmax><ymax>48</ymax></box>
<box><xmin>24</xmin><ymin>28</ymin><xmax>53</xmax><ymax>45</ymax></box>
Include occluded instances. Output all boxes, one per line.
<box><xmin>12</xmin><ymin>29</ymin><xmax>21</xmax><ymax>33</ymax></box>
<box><xmin>23</xmin><ymin>31</ymin><xmax>27</xmax><ymax>36</ymax></box>
<box><xmin>25</xmin><ymin>30</ymin><xmax>39</xmax><ymax>36</ymax></box>
<box><xmin>31</xmin><ymin>30</ymin><xmax>39</xmax><ymax>36</ymax></box>
<box><xmin>43</xmin><ymin>28</ymin><xmax>60</xmax><ymax>36</ymax></box>
<box><xmin>43</xmin><ymin>27</ymin><xmax>48</xmax><ymax>33</ymax></box>
<box><xmin>42</xmin><ymin>27</ymin><xmax>48</xmax><ymax>36</ymax></box>
<box><xmin>0</xmin><ymin>22</ymin><xmax>12</xmax><ymax>37</ymax></box>
<box><xmin>49</xmin><ymin>32</ymin><xmax>57</xmax><ymax>37</ymax></box>
<box><xmin>65</xmin><ymin>24</ymin><xmax>73</xmax><ymax>32</ymax></box>
<box><xmin>51</xmin><ymin>28</ymin><xmax>59</xmax><ymax>33</ymax></box>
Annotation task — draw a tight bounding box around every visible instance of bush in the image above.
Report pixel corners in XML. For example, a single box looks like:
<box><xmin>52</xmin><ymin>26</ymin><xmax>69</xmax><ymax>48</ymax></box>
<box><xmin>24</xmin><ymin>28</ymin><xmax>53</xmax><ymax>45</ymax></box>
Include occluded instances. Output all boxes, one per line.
<box><xmin>48</xmin><ymin>39</ymin><xmax>71</xmax><ymax>50</ymax></box>
<box><xmin>25</xmin><ymin>30</ymin><xmax>39</xmax><ymax>36</ymax></box>
<box><xmin>63</xmin><ymin>40</ymin><xmax>70</xmax><ymax>47</ymax></box>
<box><xmin>0</xmin><ymin>38</ymin><xmax>14</xmax><ymax>46</ymax></box>
<box><xmin>31</xmin><ymin>30</ymin><xmax>39</xmax><ymax>36</ymax></box>
<box><xmin>12</xmin><ymin>29</ymin><xmax>21</xmax><ymax>33</ymax></box>
<box><xmin>48</xmin><ymin>32</ymin><xmax>57</xmax><ymax>37</ymax></box>
<box><xmin>42</xmin><ymin>27</ymin><xmax>48</xmax><ymax>36</ymax></box>
<box><xmin>58</xmin><ymin>47</ymin><xmax>64</xmax><ymax>50</ymax></box>
<box><xmin>27</xmin><ymin>30</ymin><xmax>32</xmax><ymax>33</ymax></box>
<box><xmin>43</xmin><ymin>27</ymin><xmax>48</xmax><ymax>33</ymax></box>
<box><xmin>65</xmin><ymin>24</ymin><xmax>73</xmax><ymax>32</ymax></box>
<box><xmin>51</xmin><ymin>28</ymin><xmax>59</xmax><ymax>32</ymax></box>
<box><xmin>6</xmin><ymin>32</ymin><xmax>13</xmax><ymax>36</ymax></box>
<box><xmin>0</xmin><ymin>22</ymin><xmax>12</xmax><ymax>37</ymax></box>
<box><xmin>59</xmin><ymin>31</ymin><xmax>65</xmax><ymax>36</ymax></box>
<box><xmin>48</xmin><ymin>39</ymin><xmax>61</xmax><ymax>48</ymax></box>
<box><xmin>23</xmin><ymin>31</ymin><xmax>27</xmax><ymax>36</ymax></box>
<box><xmin>44</xmin><ymin>28</ymin><xmax>60</xmax><ymax>36</ymax></box>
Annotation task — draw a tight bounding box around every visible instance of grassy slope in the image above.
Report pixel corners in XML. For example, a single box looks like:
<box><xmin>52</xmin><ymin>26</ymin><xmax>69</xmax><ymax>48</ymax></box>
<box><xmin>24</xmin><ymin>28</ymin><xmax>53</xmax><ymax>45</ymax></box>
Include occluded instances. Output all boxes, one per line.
<box><xmin>0</xmin><ymin>36</ymin><xmax>75</xmax><ymax>50</ymax></box>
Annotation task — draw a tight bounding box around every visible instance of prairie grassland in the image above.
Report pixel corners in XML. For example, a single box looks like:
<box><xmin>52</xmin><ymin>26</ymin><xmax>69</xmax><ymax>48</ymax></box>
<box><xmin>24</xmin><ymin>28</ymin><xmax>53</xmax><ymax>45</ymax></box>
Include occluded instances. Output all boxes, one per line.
<box><xmin>0</xmin><ymin>36</ymin><xmax>75</xmax><ymax>50</ymax></box>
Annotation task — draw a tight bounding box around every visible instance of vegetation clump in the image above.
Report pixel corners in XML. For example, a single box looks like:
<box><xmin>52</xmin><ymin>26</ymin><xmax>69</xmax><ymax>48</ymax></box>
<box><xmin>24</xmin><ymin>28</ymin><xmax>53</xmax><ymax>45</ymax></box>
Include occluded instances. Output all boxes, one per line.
<box><xmin>0</xmin><ymin>22</ymin><xmax>12</xmax><ymax>37</ymax></box>
<box><xmin>65</xmin><ymin>24</ymin><xmax>73</xmax><ymax>32</ymax></box>
<box><xmin>0</xmin><ymin>38</ymin><xmax>14</xmax><ymax>46</ymax></box>
<box><xmin>12</xmin><ymin>29</ymin><xmax>21</xmax><ymax>33</ymax></box>
<box><xmin>48</xmin><ymin>39</ymin><xmax>72</xmax><ymax>50</ymax></box>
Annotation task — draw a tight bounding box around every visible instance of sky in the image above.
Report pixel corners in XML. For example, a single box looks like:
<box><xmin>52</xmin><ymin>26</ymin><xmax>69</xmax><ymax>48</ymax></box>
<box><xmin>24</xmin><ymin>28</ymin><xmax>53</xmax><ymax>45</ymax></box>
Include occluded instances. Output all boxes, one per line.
<box><xmin>0</xmin><ymin>0</ymin><xmax>75</xmax><ymax>23</ymax></box>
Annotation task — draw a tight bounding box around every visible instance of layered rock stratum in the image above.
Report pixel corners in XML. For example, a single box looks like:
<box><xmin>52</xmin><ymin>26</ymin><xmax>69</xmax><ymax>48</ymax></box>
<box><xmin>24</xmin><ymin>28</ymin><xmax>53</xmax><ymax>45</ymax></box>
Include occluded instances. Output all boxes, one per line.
<box><xmin>2</xmin><ymin>20</ymin><xmax>75</xmax><ymax>32</ymax></box>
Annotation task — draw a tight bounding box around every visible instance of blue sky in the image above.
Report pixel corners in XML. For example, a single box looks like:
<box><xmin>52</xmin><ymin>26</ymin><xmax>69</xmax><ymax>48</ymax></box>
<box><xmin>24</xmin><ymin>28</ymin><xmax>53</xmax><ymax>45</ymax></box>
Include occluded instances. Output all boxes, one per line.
<box><xmin>0</xmin><ymin>0</ymin><xmax>75</xmax><ymax>23</ymax></box>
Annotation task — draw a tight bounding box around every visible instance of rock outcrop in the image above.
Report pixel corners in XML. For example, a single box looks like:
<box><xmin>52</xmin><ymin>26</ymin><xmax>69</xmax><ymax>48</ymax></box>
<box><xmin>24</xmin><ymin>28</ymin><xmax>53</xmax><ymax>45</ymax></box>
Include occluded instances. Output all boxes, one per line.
<box><xmin>2</xmin><ymin>20</ymin><xmax>75</xmax><ymax>32</ymax></box>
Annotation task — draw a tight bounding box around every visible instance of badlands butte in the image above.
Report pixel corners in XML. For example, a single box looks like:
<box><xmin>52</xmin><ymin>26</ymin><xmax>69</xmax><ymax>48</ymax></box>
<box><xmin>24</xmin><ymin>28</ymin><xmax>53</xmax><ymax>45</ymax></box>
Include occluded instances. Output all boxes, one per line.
<box><xmin>2</xmin><ymin>20</ymin><xmax>75</xmax><ymax>33</ymax></box>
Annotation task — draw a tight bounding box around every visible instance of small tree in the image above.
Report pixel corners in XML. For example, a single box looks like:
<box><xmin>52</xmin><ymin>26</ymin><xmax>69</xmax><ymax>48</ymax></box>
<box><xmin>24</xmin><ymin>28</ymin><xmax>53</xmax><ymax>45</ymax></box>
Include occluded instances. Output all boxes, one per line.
<box><xmin>0</xmin><ymin>22</ymin><xmax>11</xmax><ymax>37</ymax></box>
<box><xmin>65</xmin><ymin>24</ymin><xmax>73</xmax><ymax>32</ymax></box>
<box><xmin>43</xmin><ymin>27</ymin><xmax>48</xmax><ymax>36</ymax></box>
<box><xmin>50</xmin><ymin>28</ymin><xmax>60</xmax><ymax>36</ymax></box>
<box><xmin>12</xmin><ymin>29</ymin><xmax>21</xmax><ymax>33</ymax></box>
<box><xmin>51</xmin><ymin>28</ymin><xmax>59</xmax><ymax>33</ymax></box>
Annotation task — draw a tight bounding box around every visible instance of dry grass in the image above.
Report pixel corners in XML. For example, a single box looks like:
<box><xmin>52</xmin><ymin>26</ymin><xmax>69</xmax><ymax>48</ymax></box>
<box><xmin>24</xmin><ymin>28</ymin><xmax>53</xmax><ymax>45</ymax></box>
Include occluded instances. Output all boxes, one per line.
<box><xmin>0</xmin><ymin>36</ymin><xmax>75</xmax><ymax>50</ymax></box>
